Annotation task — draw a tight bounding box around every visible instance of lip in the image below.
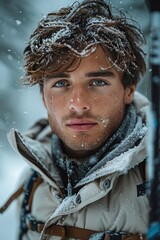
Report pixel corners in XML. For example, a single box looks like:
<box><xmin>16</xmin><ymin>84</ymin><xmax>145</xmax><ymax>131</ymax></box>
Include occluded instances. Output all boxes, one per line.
<box><xmin>66</xmin><ymin>119</ymin><xmax>97</xmax><ymax>131</ymax></box>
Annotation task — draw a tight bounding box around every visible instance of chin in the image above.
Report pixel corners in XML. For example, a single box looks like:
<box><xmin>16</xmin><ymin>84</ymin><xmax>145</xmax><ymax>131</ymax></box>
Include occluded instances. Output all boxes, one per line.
<box><xmin>64</xmin><ymin>138</ymin><xmax>104</xmax><ymax>151</ymax></box>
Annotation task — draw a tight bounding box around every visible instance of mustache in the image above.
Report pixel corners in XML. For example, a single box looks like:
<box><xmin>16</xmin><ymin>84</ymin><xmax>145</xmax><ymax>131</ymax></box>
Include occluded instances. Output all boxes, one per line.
<box><xmin>62</xmin><ymin>112</ymin><xmax>110</xmax><ymax>126</ymax></box>
<box><xmin>63</xmin><ymin>112</ymin><xmax>96</xmax><ymax>120</ymax></box>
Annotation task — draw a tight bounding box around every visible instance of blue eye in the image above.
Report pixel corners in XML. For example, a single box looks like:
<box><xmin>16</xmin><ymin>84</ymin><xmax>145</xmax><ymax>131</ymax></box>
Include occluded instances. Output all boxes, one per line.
<box><xmin>91</xmin><ymin>79</ymin><xmax>107</xmax><ymax>86</ymax></box>
<box><xmin>53</xmin><ymin>80</ymin><xmax>69</xmax><ymax>88</ymax></box>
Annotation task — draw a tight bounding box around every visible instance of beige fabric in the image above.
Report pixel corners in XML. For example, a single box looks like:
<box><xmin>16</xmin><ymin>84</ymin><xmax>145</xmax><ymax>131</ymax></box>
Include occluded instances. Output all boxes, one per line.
<box><xmin>8</xmin><ymin>92</ymin><xmax>149</xmax><ymax>240</ymax></box>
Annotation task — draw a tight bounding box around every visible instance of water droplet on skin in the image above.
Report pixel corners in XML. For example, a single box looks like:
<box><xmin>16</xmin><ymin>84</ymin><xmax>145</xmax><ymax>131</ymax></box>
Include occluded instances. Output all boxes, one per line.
<box><xmin>102</xmin><ymin>120</ymin><xmax>109</xmax><ymax>127</ymax></box>
<box><xmin>73</xmin><ymin>135</ymin><xmax>76</xmax><ymax>138</ymax></box>
<box><xmin>70</xmin><ymin>99</ymin><xmax>73</xmax><ymax>102</ymax></box>
<box><xmin>100</xmin><ymin>65</ymin><xmax>108</xmax><ymax>71</ymax></box>
<box><xmin>97</xmin><ymin>117</ymin><xmax>110</xmax><ymax>127</ymax></box>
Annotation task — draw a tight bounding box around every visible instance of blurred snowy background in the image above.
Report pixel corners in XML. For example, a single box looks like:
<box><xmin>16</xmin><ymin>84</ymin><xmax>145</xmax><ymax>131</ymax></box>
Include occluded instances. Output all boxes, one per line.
<box><xmin>0</xmin><ymin>0</ymin><xmax>149</xmax><ymax>239</ymax></box>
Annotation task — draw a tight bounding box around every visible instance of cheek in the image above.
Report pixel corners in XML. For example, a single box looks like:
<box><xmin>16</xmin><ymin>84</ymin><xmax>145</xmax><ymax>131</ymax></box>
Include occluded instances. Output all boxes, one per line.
<box><xmin>93</xmin><ymin>93</ymin><xmax>119</xmax><ymax>108</ymax></box>
<box><xmin>105</xmin><ymin>90</ymin><xmax>125</xmax><ymax>106</ymax></box>
<box><xmin>92</xmin><ymin>93</ymin><xmax>125</xmax><ymax>120</ymax></box>
<box><xmin>45</xmin><ymin>95</ymin><xmax>67</xmax><ymax>117</ymax></box>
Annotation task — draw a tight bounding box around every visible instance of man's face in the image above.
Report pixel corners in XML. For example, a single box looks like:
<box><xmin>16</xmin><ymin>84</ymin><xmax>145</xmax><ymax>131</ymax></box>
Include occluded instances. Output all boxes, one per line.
<box><xmin>42</xmin><ymin>47</ymin><xmax>135</xmax><ymax>158</ymax></box>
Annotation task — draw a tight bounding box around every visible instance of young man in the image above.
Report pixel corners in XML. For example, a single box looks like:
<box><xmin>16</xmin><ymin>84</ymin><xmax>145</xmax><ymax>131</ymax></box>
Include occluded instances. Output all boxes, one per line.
<box><xmin>1</xmin><ymin>0</ymin><xmax>149</xmax><ymax>239</ymax></box>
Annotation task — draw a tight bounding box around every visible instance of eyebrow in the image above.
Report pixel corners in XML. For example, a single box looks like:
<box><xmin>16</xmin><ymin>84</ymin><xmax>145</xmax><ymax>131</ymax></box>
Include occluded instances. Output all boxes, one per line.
<box><xmin>48</xmin><ymin>72</ymin><xmax>70</xmax><ymax>79</ymax></box>
<box><xmin>85</xmin><ymin>70</ymin><xmax>115</xmax><ymax>78</ymax></box>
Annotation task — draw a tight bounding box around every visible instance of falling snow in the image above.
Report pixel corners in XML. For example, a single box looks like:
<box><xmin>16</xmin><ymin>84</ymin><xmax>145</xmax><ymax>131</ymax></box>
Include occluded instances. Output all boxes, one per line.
<box><xmin>15</xmin><ymin>20</ymin><xmax>22</xmax><ymax>25</ymax></box>
<box><xmin>0</xmin><ymin>1</ymin><xmax>150</xmax><ymax>239</ymax></box>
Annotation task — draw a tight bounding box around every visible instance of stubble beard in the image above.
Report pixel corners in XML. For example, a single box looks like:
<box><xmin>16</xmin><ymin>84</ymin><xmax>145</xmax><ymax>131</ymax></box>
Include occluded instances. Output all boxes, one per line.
<box><xmin>48</xmin><ymin>110</ymin><xmax>124</xmax><ymax>154</ymax></box>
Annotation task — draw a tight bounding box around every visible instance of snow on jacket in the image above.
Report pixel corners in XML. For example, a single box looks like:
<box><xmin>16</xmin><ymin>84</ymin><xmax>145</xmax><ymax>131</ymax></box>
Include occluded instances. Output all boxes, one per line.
<box><xmin>8</xmin><ymin>91</ymin><xmax>149</xmax><ymax>240</ymax></box>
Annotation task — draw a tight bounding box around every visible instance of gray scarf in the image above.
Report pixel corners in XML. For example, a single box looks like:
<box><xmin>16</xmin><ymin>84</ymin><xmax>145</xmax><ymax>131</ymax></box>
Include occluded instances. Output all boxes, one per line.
<box><xmin>51</xmin><ymin>104</ymin><xmax>147</xmax><ymax>195</ymax></box>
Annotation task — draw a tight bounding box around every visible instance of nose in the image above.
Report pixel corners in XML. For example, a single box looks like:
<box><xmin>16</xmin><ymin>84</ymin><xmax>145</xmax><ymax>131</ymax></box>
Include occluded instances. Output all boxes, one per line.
<box><xmin>69</xmin><ymin>87</ymin><xmax>90</xmax><ymax>113</ymax></box>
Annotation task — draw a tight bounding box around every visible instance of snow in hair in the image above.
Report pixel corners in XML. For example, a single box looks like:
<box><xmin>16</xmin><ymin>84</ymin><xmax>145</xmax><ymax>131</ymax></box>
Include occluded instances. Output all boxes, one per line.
<box><xmin>23</xmin><ymin>0</ymin><xmax>146</xmax><ymax>87</ymax></box>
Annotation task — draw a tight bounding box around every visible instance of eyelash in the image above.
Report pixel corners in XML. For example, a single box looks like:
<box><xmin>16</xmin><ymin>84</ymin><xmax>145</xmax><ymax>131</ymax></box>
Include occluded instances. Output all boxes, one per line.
<box><xmin>52</xmin><ymin>79</ymin><xmax>109</xmax><ymax>88</ymax></box>
<box><xmin>52</xmin><ymin>80</ymin><xmax>69</xmax><ymax>88</ymax></box>
<box><xmin>91</xmin><ymin>79</ymin><xmax>108</xmax><ymax>86</ymax></box>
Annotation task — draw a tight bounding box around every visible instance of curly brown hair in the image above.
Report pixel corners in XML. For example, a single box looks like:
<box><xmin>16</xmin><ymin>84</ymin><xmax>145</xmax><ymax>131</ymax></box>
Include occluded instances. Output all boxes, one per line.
<box><xmin>23</xmin><ymin>0</ymin><xmax>146</xmax><ymax>88</ymax></box>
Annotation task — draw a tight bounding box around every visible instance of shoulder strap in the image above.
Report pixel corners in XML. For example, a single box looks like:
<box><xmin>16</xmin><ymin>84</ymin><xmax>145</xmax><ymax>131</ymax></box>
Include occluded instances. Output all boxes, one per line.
<box><xmin>18</xmin><ymin>170</ymin><xmax>43</xmax><ymax>240</ymax></box>
<box><xmin>0</xmin><ymin>170</ymin><xmax>43</xmax><ymax>215</ymax></box>
<box><xmin>0</xmin><ymin>169</ymin><xmax>43</xmax><ymax>239</ymax></box>
<box><xmin>0</xmin><ymin>184</ymin><xmax>24</xmax><ymax>214</ymax></box>
<box><xmin>24</xmin><ymin>170</ymin><xmax>43</xmax><ymax>212</ymax></box>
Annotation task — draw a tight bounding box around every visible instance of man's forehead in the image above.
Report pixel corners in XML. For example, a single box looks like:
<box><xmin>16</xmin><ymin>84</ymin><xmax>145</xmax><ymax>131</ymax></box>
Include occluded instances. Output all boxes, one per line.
<box><xmin>45</xmin><ymin>47</ymin><xmax>119</xmax><ymax>81</ymax></box>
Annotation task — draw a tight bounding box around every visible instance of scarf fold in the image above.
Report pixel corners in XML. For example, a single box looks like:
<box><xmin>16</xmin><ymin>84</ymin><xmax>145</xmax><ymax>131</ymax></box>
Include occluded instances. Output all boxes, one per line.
<box><xmin>51</xmin><ymin>104</ymin><xmax>147</xmax><ymax>195</ymax></box>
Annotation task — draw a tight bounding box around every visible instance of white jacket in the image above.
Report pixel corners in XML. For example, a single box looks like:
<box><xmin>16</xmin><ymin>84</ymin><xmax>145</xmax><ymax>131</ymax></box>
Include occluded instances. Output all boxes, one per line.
<box><xmin>8</xmin><ymin>92</ymin><xmax>149</xmax><ymax>240</ymax></box>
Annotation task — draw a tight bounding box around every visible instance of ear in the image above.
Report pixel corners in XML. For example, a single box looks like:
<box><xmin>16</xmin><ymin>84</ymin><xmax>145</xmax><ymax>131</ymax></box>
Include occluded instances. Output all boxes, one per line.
<box><xmin>124</xmin><ymin>85</ymin><xmax>136</xmax><ymax>105</ymax></box>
